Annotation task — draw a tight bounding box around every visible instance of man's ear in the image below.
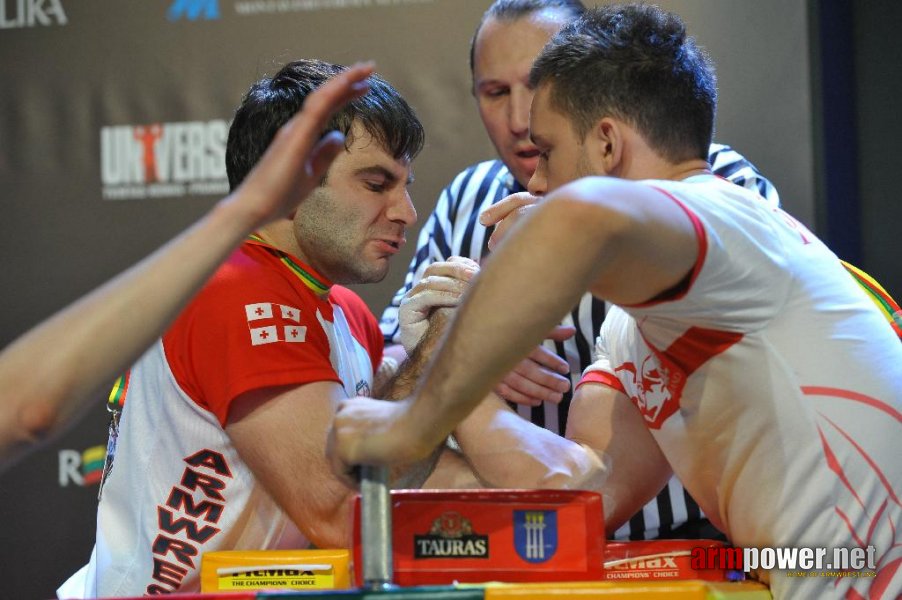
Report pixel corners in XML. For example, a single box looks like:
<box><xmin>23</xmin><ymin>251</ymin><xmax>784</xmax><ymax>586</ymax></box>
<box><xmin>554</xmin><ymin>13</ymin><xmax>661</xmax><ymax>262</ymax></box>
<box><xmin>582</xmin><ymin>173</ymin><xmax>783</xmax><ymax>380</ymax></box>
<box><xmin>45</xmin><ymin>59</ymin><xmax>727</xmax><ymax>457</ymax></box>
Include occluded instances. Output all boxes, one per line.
<box><xmin>592</xmin><ymin>117</ymin><xmax>624</xmax><ymax>176</ymax></box>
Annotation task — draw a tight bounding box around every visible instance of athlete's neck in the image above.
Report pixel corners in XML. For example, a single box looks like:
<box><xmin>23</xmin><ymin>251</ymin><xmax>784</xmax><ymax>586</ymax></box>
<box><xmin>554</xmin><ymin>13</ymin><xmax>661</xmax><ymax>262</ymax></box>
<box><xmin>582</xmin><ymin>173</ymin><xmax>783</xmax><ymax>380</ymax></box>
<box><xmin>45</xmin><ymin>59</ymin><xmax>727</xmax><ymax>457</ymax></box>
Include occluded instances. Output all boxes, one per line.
<box><xmin>256</xmin><ymin>221</ymin><xmax>306</xmax><ymax>263</ymax></box>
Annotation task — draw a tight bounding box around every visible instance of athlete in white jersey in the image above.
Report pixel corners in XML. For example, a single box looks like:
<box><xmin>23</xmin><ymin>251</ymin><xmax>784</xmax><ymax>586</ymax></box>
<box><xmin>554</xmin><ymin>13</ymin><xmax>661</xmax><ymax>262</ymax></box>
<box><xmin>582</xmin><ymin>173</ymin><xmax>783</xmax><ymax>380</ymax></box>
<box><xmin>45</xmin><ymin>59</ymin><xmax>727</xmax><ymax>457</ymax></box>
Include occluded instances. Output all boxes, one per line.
<box><xmin>381</xmin><ymin>0</ymin><xmax>780</xmax><ymax>542</ymax></box>
<box><xmin>581</xmin><ymin>175</ymin><xmax>901</xmax><ymax>598</ymax></box>
<box><xmin>329</xmin><ymin>7</ymin><xmax>901</xmax><ymax>599</ymax></box>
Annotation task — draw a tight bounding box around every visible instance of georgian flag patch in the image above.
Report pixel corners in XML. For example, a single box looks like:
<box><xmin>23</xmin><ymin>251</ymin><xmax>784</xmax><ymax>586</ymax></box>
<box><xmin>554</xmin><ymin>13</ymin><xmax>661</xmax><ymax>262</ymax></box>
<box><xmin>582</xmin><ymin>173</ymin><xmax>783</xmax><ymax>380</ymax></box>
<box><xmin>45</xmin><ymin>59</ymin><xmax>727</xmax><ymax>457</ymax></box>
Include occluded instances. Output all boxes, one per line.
<box><xmin>244</xmin><ymin>302</ymin><xmax>307</xmax><ymax>346</ymax></box>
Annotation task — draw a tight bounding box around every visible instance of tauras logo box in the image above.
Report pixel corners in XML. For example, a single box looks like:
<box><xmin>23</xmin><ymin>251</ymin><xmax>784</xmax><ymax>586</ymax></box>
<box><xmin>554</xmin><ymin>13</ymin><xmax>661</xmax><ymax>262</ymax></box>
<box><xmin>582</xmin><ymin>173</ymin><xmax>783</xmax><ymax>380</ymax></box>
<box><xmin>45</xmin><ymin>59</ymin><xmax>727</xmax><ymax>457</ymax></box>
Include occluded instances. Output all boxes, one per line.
<box><xmin>352</xmin><ymin>489</ymin><xmax>604</xmax><ymax>586</ymax></box>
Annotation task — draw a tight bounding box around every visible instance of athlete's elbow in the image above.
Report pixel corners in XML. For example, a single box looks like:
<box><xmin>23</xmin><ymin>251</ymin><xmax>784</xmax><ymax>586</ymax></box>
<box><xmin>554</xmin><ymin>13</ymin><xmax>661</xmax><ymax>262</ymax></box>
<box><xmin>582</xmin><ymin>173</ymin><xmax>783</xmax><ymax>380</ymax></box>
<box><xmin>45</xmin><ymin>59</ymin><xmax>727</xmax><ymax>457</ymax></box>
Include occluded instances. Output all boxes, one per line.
<box><xmin>17</xmin><ymin>398</ymin><xmax>61</xmax><ymax>445</ymax></box>
<box><xmin>304</xmin><ymin>515</ymin><xmax>352</xmax><ymax>550</ymax></box>
<box><xmin>537</xmin><ymin>454</ymin><xmax>607</xmax><ymax>492</ymax></box>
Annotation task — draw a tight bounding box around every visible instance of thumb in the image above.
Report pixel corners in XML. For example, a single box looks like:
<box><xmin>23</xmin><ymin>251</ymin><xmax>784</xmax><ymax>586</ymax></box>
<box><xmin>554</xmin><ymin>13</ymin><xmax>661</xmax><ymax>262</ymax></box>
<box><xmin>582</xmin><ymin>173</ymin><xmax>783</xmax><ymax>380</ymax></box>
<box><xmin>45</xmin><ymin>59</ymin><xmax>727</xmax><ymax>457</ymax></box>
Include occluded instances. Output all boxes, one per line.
<box><xmin>308</xmin><ymin>131</ymin><xmax>346</xmax><ymax>180</ymax></box>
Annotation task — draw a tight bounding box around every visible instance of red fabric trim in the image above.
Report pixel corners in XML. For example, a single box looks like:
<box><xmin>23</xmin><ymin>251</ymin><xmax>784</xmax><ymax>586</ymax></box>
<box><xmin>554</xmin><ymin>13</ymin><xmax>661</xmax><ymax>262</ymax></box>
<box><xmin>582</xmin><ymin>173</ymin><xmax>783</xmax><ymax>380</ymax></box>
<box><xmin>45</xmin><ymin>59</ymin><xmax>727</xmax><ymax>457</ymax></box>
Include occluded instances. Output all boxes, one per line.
<box><xmin>577</xmin><ymin>370</ymin><xmax>626</xmax><ymax>395</ymax></box>
<box><xmin>628</xmin><ymin>186</ymin><xmax>708</xmax><ymax>308</ymax></box>
<box><xmin>627</xmin><ymin>325</ymin><xmax>742</xmax><ymax>430</ymax></box>
<box><xmin>819</xmin><ymin>412</ymin><xmax>902</xmax><ymax>507</ymax></box>
<box><xmin>802</xmin><ymin>386</ymin><xmax>902</xmax><ymax>425</ymax></box>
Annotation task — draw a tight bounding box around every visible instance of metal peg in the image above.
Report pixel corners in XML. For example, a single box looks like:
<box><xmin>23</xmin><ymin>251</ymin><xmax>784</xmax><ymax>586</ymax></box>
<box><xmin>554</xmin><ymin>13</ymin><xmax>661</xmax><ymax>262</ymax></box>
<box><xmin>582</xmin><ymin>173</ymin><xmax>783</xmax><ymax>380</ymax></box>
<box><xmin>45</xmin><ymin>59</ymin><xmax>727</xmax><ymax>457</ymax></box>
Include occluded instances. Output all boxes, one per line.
<box><xmin>359</xmin><ymin>465</ymin><xmax>394</xmax><ymax>590</ymax></box>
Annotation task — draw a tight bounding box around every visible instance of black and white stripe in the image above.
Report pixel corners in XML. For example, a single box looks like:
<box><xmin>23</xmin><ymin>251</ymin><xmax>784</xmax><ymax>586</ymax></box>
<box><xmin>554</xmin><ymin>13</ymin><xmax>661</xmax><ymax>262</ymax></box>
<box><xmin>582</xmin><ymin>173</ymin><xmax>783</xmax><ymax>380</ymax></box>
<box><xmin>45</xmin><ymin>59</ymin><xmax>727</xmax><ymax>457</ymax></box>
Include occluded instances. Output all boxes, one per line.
<box><xmin>380</xmin><ymin>143</ymin><xmax>779</xmax><ymax>540</ymax></box>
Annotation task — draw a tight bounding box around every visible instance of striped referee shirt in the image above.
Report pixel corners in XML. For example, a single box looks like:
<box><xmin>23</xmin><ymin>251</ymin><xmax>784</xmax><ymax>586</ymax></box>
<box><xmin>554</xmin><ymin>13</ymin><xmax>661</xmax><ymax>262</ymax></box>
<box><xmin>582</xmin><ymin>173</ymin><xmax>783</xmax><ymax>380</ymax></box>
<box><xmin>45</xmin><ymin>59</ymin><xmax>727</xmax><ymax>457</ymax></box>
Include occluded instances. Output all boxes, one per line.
<box><xmin>380</xmin><ymin>143</ymin><xmax>780</xmax><ymax>540</ymax></box>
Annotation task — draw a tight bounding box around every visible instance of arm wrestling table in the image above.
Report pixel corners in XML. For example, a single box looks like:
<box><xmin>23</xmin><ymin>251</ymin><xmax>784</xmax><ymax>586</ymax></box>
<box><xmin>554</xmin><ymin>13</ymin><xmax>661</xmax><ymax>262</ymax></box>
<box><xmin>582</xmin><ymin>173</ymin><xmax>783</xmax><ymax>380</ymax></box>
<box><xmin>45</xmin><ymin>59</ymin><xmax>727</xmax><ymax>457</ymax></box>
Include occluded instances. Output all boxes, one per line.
<box><xmin>76</xmin><ymin>476</ymin><xmax>772</xmax><ymax>599</ymax></box>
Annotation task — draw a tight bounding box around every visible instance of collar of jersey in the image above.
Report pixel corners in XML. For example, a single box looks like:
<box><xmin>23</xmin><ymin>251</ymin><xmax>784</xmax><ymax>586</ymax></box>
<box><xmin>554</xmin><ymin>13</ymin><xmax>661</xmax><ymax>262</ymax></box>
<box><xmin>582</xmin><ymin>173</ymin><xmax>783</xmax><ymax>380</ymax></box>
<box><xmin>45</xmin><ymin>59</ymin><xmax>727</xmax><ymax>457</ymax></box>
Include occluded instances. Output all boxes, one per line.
<box><xmin>246</xmin><ymin>233</ymin><xmax>332</xmax><ymax>297</ymax></box>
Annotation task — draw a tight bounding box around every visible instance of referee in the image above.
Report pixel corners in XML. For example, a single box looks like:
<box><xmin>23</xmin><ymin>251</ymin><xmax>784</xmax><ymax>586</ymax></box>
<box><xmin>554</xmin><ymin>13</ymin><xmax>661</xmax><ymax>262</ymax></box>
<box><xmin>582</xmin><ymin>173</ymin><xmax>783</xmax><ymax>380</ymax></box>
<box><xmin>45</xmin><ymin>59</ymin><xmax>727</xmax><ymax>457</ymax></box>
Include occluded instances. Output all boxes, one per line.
<box><xmin>380</xmin><ymin>0</ymin><xmax>779</xmax><ymax>542</ymax></box>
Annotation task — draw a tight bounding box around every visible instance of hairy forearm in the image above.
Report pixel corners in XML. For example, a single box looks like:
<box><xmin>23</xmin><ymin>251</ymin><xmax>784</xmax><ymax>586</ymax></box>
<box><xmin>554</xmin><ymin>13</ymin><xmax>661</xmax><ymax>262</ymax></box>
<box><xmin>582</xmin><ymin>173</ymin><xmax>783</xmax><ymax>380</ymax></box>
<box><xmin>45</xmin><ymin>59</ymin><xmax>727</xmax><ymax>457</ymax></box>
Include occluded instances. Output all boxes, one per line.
<box><xmin>374</xmin><ymin>309</ymin><xmax>451</xmax><ymax>400</ymax></box>
<box><xmin>374</xmin><ymin>311</ymin><xmax>454</xmax><ymax>487</ymax></box>
<box><xmin>406</xmin><ymin>194</ymin><xmax>619</xmax><ymax>450</ymax></box>
<box><xmin>373</xmin><ymin>344</ymin><xmax>406</xmax><ymax>392</ymax></box>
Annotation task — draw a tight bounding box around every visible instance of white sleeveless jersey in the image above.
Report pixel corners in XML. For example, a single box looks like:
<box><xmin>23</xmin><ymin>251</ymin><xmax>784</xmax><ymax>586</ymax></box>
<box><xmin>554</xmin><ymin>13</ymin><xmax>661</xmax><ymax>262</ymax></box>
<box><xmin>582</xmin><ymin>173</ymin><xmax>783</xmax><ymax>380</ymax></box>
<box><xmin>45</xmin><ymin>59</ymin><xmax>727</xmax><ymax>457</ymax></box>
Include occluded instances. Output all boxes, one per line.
<box><xmin>582</xmin><ymin>175</ymin><xmax>901</xmax><ymax>599</ymax></box>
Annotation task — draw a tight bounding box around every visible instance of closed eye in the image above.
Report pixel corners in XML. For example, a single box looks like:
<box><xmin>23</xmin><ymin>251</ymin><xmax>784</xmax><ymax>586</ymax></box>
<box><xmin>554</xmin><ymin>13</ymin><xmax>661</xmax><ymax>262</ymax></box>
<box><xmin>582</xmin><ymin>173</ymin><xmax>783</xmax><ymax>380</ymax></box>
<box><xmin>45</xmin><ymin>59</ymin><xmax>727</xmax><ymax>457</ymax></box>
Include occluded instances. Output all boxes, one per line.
<box><xmin>479</xmin><ymin>85</ymin><xmax>509</xmax><ymax>99</ymax></box>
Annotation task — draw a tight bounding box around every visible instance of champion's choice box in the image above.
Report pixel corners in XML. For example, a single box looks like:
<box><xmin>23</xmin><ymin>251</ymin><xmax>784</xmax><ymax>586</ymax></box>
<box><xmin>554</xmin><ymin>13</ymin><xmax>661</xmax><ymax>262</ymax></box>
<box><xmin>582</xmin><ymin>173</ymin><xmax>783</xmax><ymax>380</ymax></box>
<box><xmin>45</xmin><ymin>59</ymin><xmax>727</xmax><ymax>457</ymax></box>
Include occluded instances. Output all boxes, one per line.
<box><xmin>352</xmin><ymin>489</ymin><xmax>604</xmax><ymax>586</ymax></box>
<box><xmin>604</xmin><ymin>540</ymin><xmax>736</xmax><ymax>582</ymax></box>
<box><xmin>199</xmin><ymin>549</ymin><xmax>351</xmax><ymax>591</ymax></box>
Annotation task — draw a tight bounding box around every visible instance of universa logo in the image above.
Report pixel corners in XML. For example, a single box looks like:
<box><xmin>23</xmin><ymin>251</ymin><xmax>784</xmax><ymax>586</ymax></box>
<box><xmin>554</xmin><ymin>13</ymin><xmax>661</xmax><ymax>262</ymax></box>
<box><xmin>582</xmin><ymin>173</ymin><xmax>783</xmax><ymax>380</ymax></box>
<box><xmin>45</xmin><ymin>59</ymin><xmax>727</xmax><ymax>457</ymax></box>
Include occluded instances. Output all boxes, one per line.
<box><xmin>414</xmin><ymin>511</ymin><xmax>489</xmax><ymax>559</ymax></box>
<box><xmin>513</xmin><ymin>510</ymin><xmax>558</xmax><ymax>563</ymax></box>
<box><xmin>0</xmin><ymin>0</ymin><xmax>67</xmax><ymax>29</ymax></box>
<box><xmin>167</xmin><ymin>0</ymin><xmax>220</xmax><ymax>21</ymax></box>
<box><xmin>100</xmin><ymin>120</ymin><xmax>230</xmax><ymax>201</ymax></box>
<box><xmin>58</xmin><ymin>444</ymin><xmax>106</xmax><ymax>487</ymax></box>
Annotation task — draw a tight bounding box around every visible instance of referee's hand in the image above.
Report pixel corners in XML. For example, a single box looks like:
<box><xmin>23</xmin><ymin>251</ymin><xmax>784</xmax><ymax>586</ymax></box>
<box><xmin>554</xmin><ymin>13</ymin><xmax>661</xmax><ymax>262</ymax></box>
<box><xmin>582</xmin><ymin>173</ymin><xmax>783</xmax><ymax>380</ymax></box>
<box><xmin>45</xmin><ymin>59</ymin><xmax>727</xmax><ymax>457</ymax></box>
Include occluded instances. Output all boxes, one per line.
<box><xmin>492</xmin><ymin>325</ymin><xmax>575</xmax><ymax>407</ymax></box>
<box><xmin>480</xmin><ymin>192</ymin><xmax>541</xmax><ymax>252</ymax></box>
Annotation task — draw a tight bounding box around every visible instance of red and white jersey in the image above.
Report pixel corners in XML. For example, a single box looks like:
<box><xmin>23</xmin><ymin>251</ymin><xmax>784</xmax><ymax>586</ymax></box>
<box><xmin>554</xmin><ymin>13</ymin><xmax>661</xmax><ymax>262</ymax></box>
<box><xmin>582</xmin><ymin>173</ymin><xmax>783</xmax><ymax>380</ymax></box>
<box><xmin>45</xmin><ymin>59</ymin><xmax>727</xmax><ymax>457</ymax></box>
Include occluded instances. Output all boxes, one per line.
<box><xmin>59</xmin><ymin>238</ymin><xmax>382</xmax><ymax>598</ymax></box>
<box><xmin>581</xmin><ymin>175</ymin><xmax>901</xmax><ymax>599</ymax></box>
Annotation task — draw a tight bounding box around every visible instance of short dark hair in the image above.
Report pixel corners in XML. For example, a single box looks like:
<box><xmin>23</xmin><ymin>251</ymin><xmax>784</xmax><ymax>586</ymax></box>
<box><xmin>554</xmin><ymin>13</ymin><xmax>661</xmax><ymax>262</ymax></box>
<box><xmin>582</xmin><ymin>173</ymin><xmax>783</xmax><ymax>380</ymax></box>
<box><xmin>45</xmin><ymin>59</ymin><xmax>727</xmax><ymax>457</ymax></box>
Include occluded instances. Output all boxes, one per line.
<box><xmin>469</xmin><ymin>0</ymin><xmax>586</xmax><ymax>85</ymax></box>
<box><xmin>226</xmin><ymin>59</ymin><xmax>425</xmax><ymax>190</ymax></box>
<box><xmin>529</xmin><ymin>4</ymin><xmax>717</xmax><ymax>163</ymax></box>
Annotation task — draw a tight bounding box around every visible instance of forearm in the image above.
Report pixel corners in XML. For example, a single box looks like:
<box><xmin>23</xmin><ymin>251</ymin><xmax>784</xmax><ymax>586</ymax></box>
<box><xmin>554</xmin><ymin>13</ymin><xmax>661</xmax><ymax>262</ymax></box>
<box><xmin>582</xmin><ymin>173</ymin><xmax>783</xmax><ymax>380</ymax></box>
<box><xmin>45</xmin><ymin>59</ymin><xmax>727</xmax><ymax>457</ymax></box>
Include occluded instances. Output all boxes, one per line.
<box><xmin>373</xmin><ymin>312</ymin><xmax>453</xmax><ymax>487</ymax></box>
<box><xmin>455</xmin><ymin>394</ymin><xmax>606</xmax><ymax>490</ymax></box>
<box><xmin>0</xmin><ymin>196</ymin><xmax>260</xmax><ymax>465</ymax></box>
<box><xmin>375</xmin><ymin>309</ymin><xmax>452</xmax><ymax>400</ymax></box>
<box><xmin>564</xmin><ymin>383</ymin><xmax>673</xmax><ymax>535</ymax></box>
<box><xmin>421</xmin><ymin>446</ymin><xmax>483</xmax><ymax>490</ymax></box>
<box><xmin>407</xmin><ymin>194</ymin><xmax>616</xmax><ymax>450</ymax></box>
<box><xmin>301</xmin><ymin>491</ymin><xmax>356</xmax><ymax>549</ymax></box>
<box><xmin>596</xmin><ymin>458</ymin><xmax>670</xmax><ymax>536</ymax></box>
<box><xmin>374</xmin><ymin>344</ymin><xmax>407</xmax><ymax>391</ymax></box>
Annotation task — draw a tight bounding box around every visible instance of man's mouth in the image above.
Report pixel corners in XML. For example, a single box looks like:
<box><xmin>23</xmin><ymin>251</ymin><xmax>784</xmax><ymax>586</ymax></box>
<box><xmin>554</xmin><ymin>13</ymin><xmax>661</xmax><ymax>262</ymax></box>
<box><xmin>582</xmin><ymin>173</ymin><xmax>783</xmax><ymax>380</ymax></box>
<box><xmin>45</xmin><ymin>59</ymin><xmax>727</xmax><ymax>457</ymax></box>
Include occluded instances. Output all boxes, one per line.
<box><xmin>377</xmin><ymin>238</ymin><xmax>404</xmax><ymax>251</ymax></box>
<box><xmin>515</xmin><ymin>148</ymin><xmax>540</xmax><ymax>159</ymax></box>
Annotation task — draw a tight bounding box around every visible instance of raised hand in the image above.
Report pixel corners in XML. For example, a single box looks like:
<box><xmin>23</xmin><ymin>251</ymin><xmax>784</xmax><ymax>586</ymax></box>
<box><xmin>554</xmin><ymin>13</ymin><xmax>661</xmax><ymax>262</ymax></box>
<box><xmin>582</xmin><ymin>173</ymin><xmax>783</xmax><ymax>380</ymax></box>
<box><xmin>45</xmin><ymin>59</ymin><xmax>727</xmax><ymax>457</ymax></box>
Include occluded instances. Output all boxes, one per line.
<box><xmin>226</xmin><ymin>62</ymin><xmax>376</xmax><ymax>229</ymax></box>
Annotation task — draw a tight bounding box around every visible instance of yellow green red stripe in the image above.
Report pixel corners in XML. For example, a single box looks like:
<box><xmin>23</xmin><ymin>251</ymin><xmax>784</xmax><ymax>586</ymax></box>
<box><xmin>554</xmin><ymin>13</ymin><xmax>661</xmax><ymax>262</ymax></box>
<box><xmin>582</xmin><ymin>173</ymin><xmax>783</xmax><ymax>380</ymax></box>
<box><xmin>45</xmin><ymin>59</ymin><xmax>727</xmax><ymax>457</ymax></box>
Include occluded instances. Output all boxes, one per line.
<box><xmin>107</xmin><ymin>372</ymin><xmax>130</xmax><ymax>411</ymax></box>
<box><xmin>841</xmin><ymin>260</ymin><xmax>902</xmax><ymax>340</ymax></box>
<box><xmin>247</xmin><ymin>233</ymin><xmax>331</xmax><ymax>295</ymax></box>
<box><xmin>276</xmin><ymin>255</ymin><xmax>330</xmax><ymax>295</ymax></box>
<box><xmin>82</xmin><ymin>445</ymin><xmax>107</xmax><ymax>485</ymax></box>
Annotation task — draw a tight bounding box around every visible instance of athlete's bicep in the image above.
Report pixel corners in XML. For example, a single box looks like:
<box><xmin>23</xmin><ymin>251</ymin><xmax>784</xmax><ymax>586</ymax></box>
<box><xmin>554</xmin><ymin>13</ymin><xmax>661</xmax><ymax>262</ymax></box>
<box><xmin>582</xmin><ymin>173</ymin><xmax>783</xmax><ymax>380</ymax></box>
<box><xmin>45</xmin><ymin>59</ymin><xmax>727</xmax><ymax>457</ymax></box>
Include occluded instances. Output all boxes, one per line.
<box><xmin>225</xmin><ymin>381</ymin><xmax>354</xmax><ymax>548</ymax></box>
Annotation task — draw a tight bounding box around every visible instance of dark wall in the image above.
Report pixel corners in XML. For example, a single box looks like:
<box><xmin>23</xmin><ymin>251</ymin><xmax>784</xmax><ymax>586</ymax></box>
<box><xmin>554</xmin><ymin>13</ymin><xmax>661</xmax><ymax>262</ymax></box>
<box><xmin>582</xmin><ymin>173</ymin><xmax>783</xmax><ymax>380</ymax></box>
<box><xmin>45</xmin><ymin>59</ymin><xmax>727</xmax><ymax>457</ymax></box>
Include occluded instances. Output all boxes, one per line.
<box><xmin>853</xmin><ymin>1</ymin><xmax>902</xmax><ymax>298</ymax></box>
<box><xmin>809</xmin><ymin>0</ymin><xmax>902</xmax><ymax>299</ymax></box>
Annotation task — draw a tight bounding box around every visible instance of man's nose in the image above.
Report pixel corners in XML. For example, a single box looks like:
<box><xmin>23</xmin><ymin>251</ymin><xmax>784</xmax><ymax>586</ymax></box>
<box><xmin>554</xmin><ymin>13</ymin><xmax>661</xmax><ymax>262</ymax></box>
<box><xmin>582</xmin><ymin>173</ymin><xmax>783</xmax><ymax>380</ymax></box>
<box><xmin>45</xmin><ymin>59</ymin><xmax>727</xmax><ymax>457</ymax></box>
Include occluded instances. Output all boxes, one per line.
<box><xmin>387</xmin><ymin>190</ymin><xmax>417</xmax><ymax>226</ymax></box>
<box><xmin>509</xmin><ymin>87</ymin><xmax>533</xmax><ymax>136</ymax></box>
<box><xmin>527</xmin><ymin>164</ymin><xmax>547</xmax><ymax>197</ymax></box>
